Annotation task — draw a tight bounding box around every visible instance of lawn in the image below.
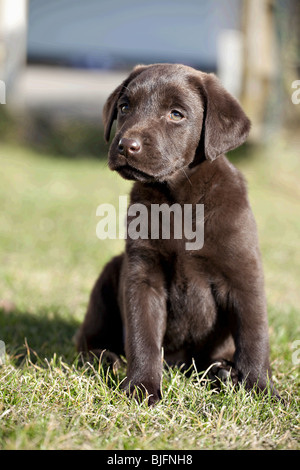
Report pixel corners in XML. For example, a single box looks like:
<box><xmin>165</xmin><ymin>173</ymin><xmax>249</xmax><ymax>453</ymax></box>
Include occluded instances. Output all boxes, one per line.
<box><xmin>0</xmin><ymin>137</ymin><xmax>299</xmax><ymax>450</ymax></box>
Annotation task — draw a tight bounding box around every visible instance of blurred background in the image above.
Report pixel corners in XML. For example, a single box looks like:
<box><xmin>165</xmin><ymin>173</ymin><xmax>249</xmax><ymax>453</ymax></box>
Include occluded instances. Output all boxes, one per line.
<box><xmin>0</xmin><ymin>2</ymin><xmax>299</xmax><ymax>448</ymax></box>
<box><xmin>0</xmin><ymin>0</ymin><xmax>299</xmax><ymax>154</ymax></box>
<box><xmin>0</xmin><ymin>0</ymin><xmax>299</xmax><ymax>359</ymax></box>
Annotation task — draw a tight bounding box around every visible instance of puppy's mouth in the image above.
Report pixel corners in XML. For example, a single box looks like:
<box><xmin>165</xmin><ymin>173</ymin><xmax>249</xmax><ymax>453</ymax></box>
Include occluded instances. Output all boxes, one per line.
<box><xmin>113</xmin><ymin>163</ymin><xmax>156</xmax><ymax>182</ymax></box>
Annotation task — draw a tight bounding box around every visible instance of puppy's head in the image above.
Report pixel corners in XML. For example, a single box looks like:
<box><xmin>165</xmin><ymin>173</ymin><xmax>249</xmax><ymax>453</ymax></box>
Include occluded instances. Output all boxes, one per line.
<box><xmin>103</xmin><ymin>64</ymin><xmax>250</xmax><ymax>183</ymax></box>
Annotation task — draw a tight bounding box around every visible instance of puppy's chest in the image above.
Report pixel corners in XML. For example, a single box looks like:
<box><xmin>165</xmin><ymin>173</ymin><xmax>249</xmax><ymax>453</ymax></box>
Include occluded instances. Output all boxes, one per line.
<box><xmin>162</xmin><ymin>255</ymin><xmax>217</xmax><ymax>348</ymax></box>
<box><xmin>128</xmin><ymin>187</ymin><xmax>204</xmax><ymax>253</ymax></box>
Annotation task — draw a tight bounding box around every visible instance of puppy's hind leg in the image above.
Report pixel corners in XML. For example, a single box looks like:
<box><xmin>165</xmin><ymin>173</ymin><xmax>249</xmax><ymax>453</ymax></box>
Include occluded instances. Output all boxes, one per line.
<box><xmin>198</xmin><ymin>334</ymin><xmax>238</xmax><ymax>388</ymax></box>
<box><xmin>75</xmin><ymin>254</ymin><xmax>124</xmax><ymax>369</ymax></box>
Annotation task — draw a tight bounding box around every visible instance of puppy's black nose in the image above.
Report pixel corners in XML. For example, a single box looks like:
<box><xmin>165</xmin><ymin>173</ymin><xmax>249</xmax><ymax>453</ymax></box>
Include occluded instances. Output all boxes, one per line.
<box><xmin>118</xmin><ymin>138</ymin><xmax>141</xmax><ymax>157</ymax></box>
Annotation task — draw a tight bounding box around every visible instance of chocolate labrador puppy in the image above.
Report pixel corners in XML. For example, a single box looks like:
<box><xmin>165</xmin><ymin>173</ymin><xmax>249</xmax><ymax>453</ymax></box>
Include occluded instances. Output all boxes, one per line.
<box><xmin>76</xmin><ymin>64</ymin><xmax>277</xmax><ymax>405</ymax></box>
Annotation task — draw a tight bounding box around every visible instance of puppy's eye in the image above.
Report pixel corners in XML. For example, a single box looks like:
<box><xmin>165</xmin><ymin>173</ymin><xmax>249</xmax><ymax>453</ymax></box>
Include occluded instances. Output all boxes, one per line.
<box><xmin>169</xmin><ymin>110</ymin><xmax>184</xmax><ymax>121</ymax></box>
<box><xmin>120</xmin><ymin>103</ymin><xmax>130</xmax><ymax>114</ymax></box>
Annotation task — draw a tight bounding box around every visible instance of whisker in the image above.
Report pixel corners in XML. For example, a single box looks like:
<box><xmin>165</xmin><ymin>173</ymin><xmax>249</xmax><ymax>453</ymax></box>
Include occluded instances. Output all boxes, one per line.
<box><xmin>181</xmin><ymin>167</ymin><xmax>193</xmax><ymax>186</ymax></box>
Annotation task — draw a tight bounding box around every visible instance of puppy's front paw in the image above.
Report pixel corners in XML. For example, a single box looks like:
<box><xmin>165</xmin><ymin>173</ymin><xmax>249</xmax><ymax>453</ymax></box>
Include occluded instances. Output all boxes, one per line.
<box><xmin>242</xmin><ymin>374</ymin><xmax>282</xmax><ymax>401</ymax></box>
<box><xmin>233</xmin><ymin>361</ymin><xmax>282</xmax><ymax>401</ymax></box>
<box><xmin>122</xmin><ymin>378</ymin><xmax>162</xmax><ymax>406</ymax></box>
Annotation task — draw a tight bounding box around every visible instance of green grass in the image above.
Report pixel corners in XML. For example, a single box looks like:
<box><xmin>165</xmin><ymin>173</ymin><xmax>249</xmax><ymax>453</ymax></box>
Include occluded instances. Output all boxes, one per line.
<box><xmin>0</xmin><ymin>138</ymin><xmax>299</xmax><ymax>450</ymax></box>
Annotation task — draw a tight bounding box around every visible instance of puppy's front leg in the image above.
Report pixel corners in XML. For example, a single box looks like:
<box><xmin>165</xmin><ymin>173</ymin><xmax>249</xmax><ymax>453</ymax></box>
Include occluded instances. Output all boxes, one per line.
<box><xmin>121</xmin><ymin>256</ymin><xmax>167</xmax><ymax>406</ymax></box>
<box><xmin>231</xmin><ymin>283</ymin><xmax>278</xmax><ymax>397</ymax></box>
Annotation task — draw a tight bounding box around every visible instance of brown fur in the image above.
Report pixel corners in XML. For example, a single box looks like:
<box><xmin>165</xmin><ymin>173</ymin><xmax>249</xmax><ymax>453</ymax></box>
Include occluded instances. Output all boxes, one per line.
<box><xmin>76</xmin><ymin>64</ymin><xmax>278</xmax><ymax>405</ymax></box>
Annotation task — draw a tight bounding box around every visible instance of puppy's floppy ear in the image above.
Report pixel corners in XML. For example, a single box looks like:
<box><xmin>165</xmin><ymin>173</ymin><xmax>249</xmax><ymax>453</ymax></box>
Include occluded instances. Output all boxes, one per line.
<box><xmin>198</xmin><ymin>73</ymin><xmax>251</xmax><ymax>161</ymax></box>
<box><xmin>102</xmin><ymin>65</ymin><xmax>149</xmax><ymax>142</ymax></box>
<box><xmin>102</xmin><ymin>83</ymin><xmax>123</xmax><ymax>143</ymax></box>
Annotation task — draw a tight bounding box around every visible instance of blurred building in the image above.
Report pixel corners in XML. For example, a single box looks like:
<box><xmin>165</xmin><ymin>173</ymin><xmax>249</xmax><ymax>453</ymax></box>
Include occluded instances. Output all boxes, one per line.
<box><xmin>27</xmin><ymin>0</ymin><xmax>242</xmax><ymax>72</ymax></box>
<box><xmin>0</xmin><ymin>0</ymin><xmax>298</xmax><ymax>153</ymax></box>
<box><xmin>12</xmin><ymin>0</ymin><xmax>244</xmax><ymax>122</ymax></box>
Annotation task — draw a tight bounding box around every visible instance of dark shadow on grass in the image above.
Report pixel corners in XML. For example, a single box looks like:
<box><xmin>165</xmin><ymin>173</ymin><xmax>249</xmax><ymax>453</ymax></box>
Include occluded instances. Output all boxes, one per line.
<box><xmin>0</xmin><ymin>306</ymin><xmax>80</xmax><ymax>365</ymax></box>
<box><xmin>0</xmin><ymin>305</ymin><xmax>126</xmax><ymax>387</ymax></box>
